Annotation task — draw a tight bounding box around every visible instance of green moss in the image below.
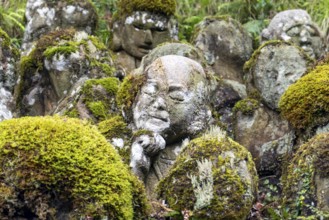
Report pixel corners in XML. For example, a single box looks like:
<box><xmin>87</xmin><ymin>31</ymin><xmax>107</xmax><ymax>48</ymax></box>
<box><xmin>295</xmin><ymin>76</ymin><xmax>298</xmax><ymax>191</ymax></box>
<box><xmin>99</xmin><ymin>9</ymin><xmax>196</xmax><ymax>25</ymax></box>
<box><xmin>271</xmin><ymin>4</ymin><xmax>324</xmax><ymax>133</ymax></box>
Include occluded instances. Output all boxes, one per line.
<box><xmin>279</xmin><ymin>65</ymin><xmax>329</xmax><ymax>129</ymax></box>
<box><xmin>243</xmin><ymin>40</ymin><xmax>315</xmax><ymax>73</ymax></box>
<box><xmin>157</xmin><ymin>127</ymin><xmax>258</xmax><ymax>219</ymax></box>
<box><xmin>282</xmin><ymin>133</ymin><xmax>329</xmax><ymax>217</ymax></box>
<box><xmin>116</xmin><ymin>0</ymin><xmax>176</xmax><ymax>19</ymax></box>
<box><xmin>90</xmin><ymin>60</ymin><xmax>115</xmax><ymax>76</ymax></box>
<box><xmin>83</xmin><ymin>77</ymin><xmax>119</xmax><ymax>97</ymax></box>
<box><xmin>116</xmin><ymin>73</ymin><xmax>146</xmax><ymax>118</ymax></box>
<box><xmin>0</xmin><ymin>27</ymin><xmax>11</xmax><ymax>49</ymax></box>
<box><xmin>86</xmin><ymin>101</ymin><xmax>107</xmax><ymax>119</ymax></box>
<box><xmin>43</xmin><ymin>43</ymin><xmax>78</xmax><ymax>59</ymax></box>
<box><xmin>98</xmin><ymin>115</ymin><xmax>131</xmax><ymax>139</ymax></box>
<box><xmin>0</xmin><ymin>116</ymin><xmax>149</xmax><ymax>219</ymax></box>
<box><xmin>132</xmin><ymin>129</ymin><xmax>153</xmax><ymax>138</ymax></box>
<box><xmin>233</xmin><ymin>98</ymin><xmax>259</xmax><ymax>115</ymax></box>
<box><xmin>64</xmin><ymin>108</ymin><xmax>79</xmax><ymax>118</ymax></box>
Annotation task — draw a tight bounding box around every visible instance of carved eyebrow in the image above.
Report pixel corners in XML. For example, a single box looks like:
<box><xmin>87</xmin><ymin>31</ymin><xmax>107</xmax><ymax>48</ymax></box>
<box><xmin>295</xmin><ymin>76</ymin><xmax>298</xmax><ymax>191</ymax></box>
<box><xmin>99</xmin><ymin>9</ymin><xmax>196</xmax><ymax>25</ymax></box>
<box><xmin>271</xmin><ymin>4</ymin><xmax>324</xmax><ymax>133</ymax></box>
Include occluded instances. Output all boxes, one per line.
<box><xmin>168</xmin><ymin>84</ymin><xmax>184</xmax><ymax>92</ymax></box>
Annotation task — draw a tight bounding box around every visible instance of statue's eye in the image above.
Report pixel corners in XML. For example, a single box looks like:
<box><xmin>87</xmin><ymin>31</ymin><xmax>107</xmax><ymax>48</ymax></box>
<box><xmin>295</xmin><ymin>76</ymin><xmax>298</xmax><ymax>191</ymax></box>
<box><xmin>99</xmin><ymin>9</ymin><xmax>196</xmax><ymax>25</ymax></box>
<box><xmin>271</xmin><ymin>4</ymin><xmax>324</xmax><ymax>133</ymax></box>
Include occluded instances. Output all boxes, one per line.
<box><xmin>169</xmin><ymin>91</ymin><xmax>185</xmax><ymax>102</ymax></box>
<box><xmin>306</xmin><ymin>26</ymin><xmax>317</xmax><ymax>36</ymax></box>
<box><xmin>153</xmin><ymin>27</ymin><xmax>168</xmax><ymax>32</ymax></box>
<box><xmin>287</xmin><ymin>26</ymin><xmax>300</xmax><ymax>37</ymax></box>
<box><xmin>133</xmin><ymin>23</ymin><xmax>144</xmax><ymax>30</ymax></box>
<box><xmin>142</xmin><ymin>84</ymin><xmax>158</xmax><ymax>96</ymax></box>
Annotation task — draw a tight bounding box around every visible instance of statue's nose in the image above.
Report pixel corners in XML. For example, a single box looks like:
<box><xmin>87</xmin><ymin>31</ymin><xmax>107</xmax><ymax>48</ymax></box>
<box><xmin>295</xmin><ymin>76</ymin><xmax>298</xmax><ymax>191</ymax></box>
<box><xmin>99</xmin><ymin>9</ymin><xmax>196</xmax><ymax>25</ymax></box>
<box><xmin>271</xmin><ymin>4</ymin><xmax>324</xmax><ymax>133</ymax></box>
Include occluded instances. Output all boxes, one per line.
<box><xmin>144</xmin><ymin>29</ymin><xmax>153</xmax><ymax>45</ymax></box>
<box><xmin>300</xmin><ymin>29</ymin><xmax>311</xmax><ymax>43</ymax></box>
<box><xmin>152</xmin><ymin>96</ymin><xmax>166</xmax><ymax>111</ymax></box>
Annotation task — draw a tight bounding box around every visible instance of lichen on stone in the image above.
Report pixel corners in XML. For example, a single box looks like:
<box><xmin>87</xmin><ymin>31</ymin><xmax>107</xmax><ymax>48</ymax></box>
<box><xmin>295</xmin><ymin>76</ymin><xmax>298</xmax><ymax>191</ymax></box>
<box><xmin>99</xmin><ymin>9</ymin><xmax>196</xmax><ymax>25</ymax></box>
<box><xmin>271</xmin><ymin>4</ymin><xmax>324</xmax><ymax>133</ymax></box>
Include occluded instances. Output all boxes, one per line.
<box><xmin>0</xmin><ymin>116</ymin><xmax>149</xmax><ymax>219</ymax></box>
<box><xmin>157</xmin><ymin>126</ymin><xmax>258</xmax><ymax>219</ymax></box>
<box><xmin>279</xmin><ymin>64</ymin><xmax>329</xmax><ymax>130</ymax></box>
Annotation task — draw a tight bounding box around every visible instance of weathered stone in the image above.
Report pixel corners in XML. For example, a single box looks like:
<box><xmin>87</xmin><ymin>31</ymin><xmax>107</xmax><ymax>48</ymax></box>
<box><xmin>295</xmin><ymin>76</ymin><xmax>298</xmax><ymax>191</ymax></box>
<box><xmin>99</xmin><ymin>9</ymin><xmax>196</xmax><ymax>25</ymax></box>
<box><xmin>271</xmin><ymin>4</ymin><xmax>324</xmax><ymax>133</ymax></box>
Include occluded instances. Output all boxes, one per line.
<box><xmin>245</xmin><ymin>42</ymin><xmax>312</xmax><ymax>110</ymax></box>
<box><xmin>16</xmin><ymin>29</ymin><xmax>115</xmax><ymax>117</ymax></box>
<box><xmin>23</xmin><ymin>0</ymin><xmax>97</xmax><ymax>53</ymax></box>
<box><xmin>126</xmin><ymin>55</ymin><xmax>212</xmax><ymax>196</ymax></box>
<box><xmin>157</xmin><ymin>126</ymin><xmax>258</xmax><ymax>219</ymax></box>
<box><xmin>261</xmin><ymin>9</ymin><xmax>325</xmax><ymax>59</ymax></box>
<box><xmin>0</xmin><ymin>29</ymin><xmax>19</xmax><ymax>121</ymax></box>
<box><xmin>193</xmin><ymin>16</ymin><xmax>253</xmax><ymax>83</ymax></box>
<box><xmin>111</xmin><ymin>0</ymin><xmax>178</xmax><ymax>73</ymax></box>
<box><xmin>282</xmin><ymin>133</ymin><xmax>329</xmax><ymax>216</ymax></box>
<box><xmin>234</xmin><ymin>104</ymin><xmax>293</xmax><ymax>175</ymax></box>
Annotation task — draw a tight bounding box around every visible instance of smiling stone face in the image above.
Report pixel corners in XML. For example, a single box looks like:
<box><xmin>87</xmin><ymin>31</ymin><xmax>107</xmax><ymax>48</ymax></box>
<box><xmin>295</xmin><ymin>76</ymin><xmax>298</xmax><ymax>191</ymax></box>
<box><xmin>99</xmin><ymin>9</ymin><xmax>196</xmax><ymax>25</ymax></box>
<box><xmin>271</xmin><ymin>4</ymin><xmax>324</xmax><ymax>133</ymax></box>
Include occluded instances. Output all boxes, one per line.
<box><xmin>133</xmin><ymin>55</ymin><xmax>211</xmax><ymax>143</ymax></box>
<box><xmin>121</xmin><ymin>11</ymin><xmax>173</xmax><ymax>59</ymax></box>
<box><xmin>261</xmin><ymin>9</ymin><xmax>325</xmax><ymax>59</ymax></box>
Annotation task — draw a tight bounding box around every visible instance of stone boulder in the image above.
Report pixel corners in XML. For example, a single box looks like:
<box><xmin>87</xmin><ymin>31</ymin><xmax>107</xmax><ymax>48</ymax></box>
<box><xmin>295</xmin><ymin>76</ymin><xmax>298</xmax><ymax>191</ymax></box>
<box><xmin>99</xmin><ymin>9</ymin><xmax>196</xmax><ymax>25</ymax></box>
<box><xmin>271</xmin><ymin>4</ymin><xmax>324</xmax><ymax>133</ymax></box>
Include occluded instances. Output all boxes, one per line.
<box><xmin>233</xmin><ymin>99</ymin><xmax>294</xmax><ymax>176</ymax></box>
<box><xmin>0</xmin><ymin>116</ymin><xmax>149</xmax><ymax>219</ymax></box>
<box><xmin>157</xmin><ymin>126</ymin><xmax>258</xmax><ymax>219</ymax></box>
<box><xmin>23</xmin><ymin>0</ymin><xmax>97</xmax><ymax>53</ymax></box>
<box><xmin>16</xmin><ymin>29</ymin><xmax>115</xmax><ymax>117</ymax></box>
<box><xmin>0</xmin><ymin>28</ymin><xmax>19</xmax><ymax>121</ymax></box>
<box><xmin>193</xmin><ymin>16</ymin><xmax>253</xmax><ymax>83</ymax></box>
<box><xmin>282</xmin><ymin>132</ymin><xmax>329</xmax><ymax>217</ymax></box>
<box><xmin>244</xmin><ymin>41</ymin><xmax>314</xmax><ymax>110</ymax></box>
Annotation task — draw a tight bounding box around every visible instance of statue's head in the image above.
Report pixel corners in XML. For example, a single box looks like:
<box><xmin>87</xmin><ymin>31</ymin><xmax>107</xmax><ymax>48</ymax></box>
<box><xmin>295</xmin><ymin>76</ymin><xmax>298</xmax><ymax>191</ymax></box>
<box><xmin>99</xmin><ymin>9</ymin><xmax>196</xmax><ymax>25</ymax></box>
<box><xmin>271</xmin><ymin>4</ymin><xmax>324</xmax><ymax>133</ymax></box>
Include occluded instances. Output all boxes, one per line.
<box><xmin>111</xmin><ymin>0</ymin><xmax>178</xmax><ymax>59</ymax></box>
<box><xmin>261</xmin><ymin>9</ymin><xmax>325</xmax><ymax>59</ymax></box>
<box><xmin>133</xmin><ymin>55</ymin><xmax>211</xmax><ymax>143</ymax></box>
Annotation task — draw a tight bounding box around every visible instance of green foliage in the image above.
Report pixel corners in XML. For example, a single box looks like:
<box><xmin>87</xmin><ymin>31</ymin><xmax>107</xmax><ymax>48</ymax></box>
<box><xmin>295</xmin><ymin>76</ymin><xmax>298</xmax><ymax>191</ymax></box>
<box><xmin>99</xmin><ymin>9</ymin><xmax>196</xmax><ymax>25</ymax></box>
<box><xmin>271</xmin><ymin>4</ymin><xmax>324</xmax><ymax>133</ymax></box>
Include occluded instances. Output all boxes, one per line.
<box><xmin>0</xmin><ymin>116</ymin><xmax>149</xmax><ymax>219</ymax></box>
<box><xmin>279</xmin><ymin>64</ymin><xmax>329</xmax><ymax>130</ymax></box>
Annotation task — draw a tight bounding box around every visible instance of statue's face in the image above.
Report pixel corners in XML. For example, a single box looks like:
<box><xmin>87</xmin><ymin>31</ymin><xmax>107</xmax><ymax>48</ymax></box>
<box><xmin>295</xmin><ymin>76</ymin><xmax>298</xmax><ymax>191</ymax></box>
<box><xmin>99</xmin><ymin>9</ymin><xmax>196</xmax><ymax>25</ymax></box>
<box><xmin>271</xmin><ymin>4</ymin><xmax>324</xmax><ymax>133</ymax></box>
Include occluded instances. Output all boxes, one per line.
<box><xmin>121</xmin><ymin>11</ymin><xmax>172</xmax><ymax>59</ymax></box>
<box><xmin>285</xmin><ymin>23</ymin><xmax>323</xmax><ymax>58</ymax></box>
<box><xmin>133</xmin><ymin>56</ymin><xmax>209</xmax><ymax>142</ymax></box>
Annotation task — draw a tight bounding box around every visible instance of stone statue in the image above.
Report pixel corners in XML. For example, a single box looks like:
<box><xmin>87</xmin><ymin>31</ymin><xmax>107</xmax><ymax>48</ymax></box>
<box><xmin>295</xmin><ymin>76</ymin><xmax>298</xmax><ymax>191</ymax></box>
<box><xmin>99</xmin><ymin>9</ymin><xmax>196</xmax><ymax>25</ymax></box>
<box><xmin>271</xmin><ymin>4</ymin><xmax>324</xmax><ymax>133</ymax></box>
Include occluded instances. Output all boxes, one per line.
<box><xmin>129</xmin><ymin>55</ymin><xmax>212</xmax><ymax>195</ymax></box>
<box><xmin>22</xmin><ymin>0</ymin><xmax>97</xmax><ymax>54</ymax></box>
<box><xmin>111</xmin><ymin>0</ymin><xmax>178</xmax><ymax>74</ymax></box>
<box><xmin>261</xmin><ymin>9</ymin><xmax>325</xmax><ymax>59</ymax></box>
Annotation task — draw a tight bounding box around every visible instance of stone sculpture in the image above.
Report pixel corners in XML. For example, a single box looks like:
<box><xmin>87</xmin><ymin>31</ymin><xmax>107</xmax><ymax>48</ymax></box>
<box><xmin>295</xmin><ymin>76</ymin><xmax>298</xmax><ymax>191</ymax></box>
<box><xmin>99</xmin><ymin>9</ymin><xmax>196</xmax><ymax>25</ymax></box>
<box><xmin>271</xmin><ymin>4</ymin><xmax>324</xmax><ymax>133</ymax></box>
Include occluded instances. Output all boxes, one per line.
<box><xmin>22</xmin><ymin>0</ymin><xmax>98</xmax><ymax>53</ymax></box>
<box><xmin>261</xmin><ymin>9</ymin><xmax>325</xmax><ymax>59</ymax></box>
<box><xmin>111</xmin><ymin>0</ymin><xmax>178</xmax><ymax>73</ymax></box>
<box><xmin>128</xmin><ymin>55</ymin><xmax>212</xmax><ymax>195</ymax></box>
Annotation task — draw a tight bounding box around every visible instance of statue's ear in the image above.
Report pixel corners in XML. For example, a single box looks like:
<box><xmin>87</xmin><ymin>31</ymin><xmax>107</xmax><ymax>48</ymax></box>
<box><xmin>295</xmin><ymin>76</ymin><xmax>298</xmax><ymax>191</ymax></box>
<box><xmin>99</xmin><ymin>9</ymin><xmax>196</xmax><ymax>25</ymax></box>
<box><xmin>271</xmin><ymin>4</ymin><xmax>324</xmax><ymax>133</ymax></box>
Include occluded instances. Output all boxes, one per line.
<box><xmin>111</xmin><ymin>20</ymin><xmax>122</xmax><ymax>51</ymax></box>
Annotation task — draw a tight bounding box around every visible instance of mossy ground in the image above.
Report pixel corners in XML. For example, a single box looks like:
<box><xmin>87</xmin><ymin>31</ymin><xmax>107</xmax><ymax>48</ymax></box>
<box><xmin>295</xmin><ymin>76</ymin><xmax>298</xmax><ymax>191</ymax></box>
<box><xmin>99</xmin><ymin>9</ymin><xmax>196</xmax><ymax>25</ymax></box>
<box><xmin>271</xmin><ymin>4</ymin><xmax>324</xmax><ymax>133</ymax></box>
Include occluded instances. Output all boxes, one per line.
<box><xmin>279</xmin><ymin>64</ymin><xmax>329</xmax><ymax>130</ymax></box>
<box><xmin>157</xmin><ymin>128</ymin><xmax>257</xmax><ymax>219</ymax></box>
<box><xmin>0</xmin><ymin>116</ymin><xmax>149</xmax><ymax>219</ymax></box>
<box><xmin>282</xmin><ymin>133</ymin><xmax>329</xmax><ymax>217</ymax></box>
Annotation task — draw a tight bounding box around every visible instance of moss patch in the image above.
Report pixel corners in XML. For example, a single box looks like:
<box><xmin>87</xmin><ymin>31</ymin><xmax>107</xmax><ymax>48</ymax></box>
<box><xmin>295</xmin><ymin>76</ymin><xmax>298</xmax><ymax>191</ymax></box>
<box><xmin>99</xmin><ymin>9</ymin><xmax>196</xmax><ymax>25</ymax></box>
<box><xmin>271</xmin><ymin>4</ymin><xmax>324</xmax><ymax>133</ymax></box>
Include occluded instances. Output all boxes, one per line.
<box><xmin>278</xmin><ymin>64</ymin><xmax>329</xmax><ymax>130</ymax></box>
<box><xmin>116</xmin><ymin>0</ymin><xmax>176</xmax><ymax>18</ymax></box>
<box><xmin>282</xmin><ymin>133</ymin><xmax>329</xmax><ymax>217</ymax></box>
<box><xmin>116</xmin><ymin>73</ymin><xmax>146</xmax><ymax>119</ymax></box>
<box><xmin>233</xmin><ymin>98</ymin><xmax>259</xmax><ymax>115</ymax></box>
<box><xmin>157</xmin><ymin>127</ymin><xmax>257</xmax><ymax>219</ymax></box>
<box><xmin>0</xmin><ymin>116</ymin><xmax>149</xmax><ymax>219</ymax></box>
<box><xmin>0</xmin><ymin>27</ymin><xmax>19</xmax><ymax>58</ymax></box>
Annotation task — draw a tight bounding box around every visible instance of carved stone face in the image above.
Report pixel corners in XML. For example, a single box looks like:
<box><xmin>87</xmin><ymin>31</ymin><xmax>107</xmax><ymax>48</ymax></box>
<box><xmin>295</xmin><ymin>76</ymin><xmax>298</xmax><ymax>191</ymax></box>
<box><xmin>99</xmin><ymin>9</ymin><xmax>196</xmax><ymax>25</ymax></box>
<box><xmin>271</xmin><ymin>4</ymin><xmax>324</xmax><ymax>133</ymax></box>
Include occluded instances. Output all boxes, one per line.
<box><xmin>285</xmin><ymin>23</ymin><xmax>323</xmax><ymax>59</ymax></box>
<box><xmin>261</xmin><ymin>9</ymin><xmax>324</xmax><ymax>59</ymax></box>
<box><xmin>133</xmin><ymin>55</ymin><xmax>210</xmax><ymax>143</ymax></box>
<box><xmin>121</xmin><ymin>11</ymin><xmax>173</xmax><ymax>59</ymax></box>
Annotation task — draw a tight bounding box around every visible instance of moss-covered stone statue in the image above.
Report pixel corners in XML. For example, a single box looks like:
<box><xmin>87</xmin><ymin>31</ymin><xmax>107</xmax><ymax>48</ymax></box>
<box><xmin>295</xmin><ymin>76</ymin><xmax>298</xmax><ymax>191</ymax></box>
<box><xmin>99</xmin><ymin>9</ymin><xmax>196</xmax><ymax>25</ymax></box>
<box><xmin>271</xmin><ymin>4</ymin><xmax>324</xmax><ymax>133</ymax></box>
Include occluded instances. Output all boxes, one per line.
<box><xmin>23</xmin><ymin>0</ymin><xmax>98</xmax><ymax>53</ymax></box>
<box><xmin>279</xmin><ymin>61</ymin><xmax>329</xmax><ymax>137</ymax></box>
<box><xmin>0</xmin><ymin>28</ymin><xmax>19</xmax><ymax>121</ymax></box>
<box><xmin>117</xmin><ymin>55</ymin><xmax>212</xmax><ymax>196</ymax></box>
<box><xmin>110</xmin><ymin>0</ymin><xmax>178</xmax><ymax>73</ymax></box>
<box><xmin>0</xmin><ymin>116</ymin><xmax>149</xmax><ymax>219</ymax></box>
<box><xmin>281</xmin><ymin>132</ymin><xmax>329</xmax><ymax>218</ymax></box>
<box><xmin>16</xmin><ymin>28</ymin><xmax>115</xmax><ymax>117</ymax></box>
<box><xmin>261</xmin><ymin>9</ymin><xmax>325</xmax><ymax>59</ymax></box>
<box><xmin>157</xmin><ymin>126</ymin><xmax>258</xmax><ymax>219</ymax></box>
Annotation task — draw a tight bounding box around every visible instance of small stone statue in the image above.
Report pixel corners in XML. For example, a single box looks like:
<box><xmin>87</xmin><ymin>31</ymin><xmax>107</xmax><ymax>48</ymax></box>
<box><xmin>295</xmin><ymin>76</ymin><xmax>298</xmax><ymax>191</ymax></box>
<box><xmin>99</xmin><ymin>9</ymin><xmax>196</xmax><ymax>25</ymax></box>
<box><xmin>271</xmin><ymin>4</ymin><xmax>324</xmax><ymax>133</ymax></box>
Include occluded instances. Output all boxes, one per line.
<box><xmin>261</xmin><ymin>9</ymin><xmax>325</xmax><ymax>59</ymax></box>
<box><xmin>111</xmin><ymin>0</ymin><xmax>178</xmax><ymax>73</ymax></box>
<box><xmin>129</xmin><ymin>55</ymin><xmax>212</xmax><ymax>195</ymax></box>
